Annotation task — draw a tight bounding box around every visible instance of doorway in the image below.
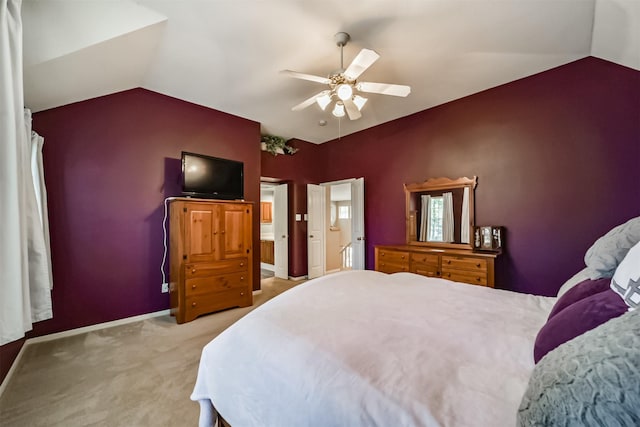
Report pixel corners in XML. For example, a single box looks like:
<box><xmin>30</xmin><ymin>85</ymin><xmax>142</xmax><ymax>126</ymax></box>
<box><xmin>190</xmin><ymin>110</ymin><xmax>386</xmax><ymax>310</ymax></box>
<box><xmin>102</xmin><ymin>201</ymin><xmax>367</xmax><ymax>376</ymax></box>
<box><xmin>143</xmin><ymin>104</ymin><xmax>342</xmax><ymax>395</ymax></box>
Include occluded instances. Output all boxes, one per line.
<box><xmin>307</xmin><ymin>177</ymin><xmax>365</xmax><ymax>279</ymax></box>
<box><xmin>260</xmin><ymin>181</ymin><xmax>288</xmax><ymax>279</ymax></box>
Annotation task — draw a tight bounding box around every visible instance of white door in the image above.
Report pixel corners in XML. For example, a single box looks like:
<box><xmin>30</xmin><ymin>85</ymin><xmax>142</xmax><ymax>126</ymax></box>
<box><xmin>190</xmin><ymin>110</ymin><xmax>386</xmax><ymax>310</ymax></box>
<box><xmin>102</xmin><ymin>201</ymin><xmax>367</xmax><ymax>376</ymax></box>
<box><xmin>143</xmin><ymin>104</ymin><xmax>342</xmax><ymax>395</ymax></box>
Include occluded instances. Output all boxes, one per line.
<box><xmin>307</xmin><ymin>184</ymin><xmax>325</xmax><ymax>279</ymax></box>
<box><xmin>351</xmin><ymin>178</ymin><xmax>365</xmax><ymax>270</ymax></box>
<box><xmin>273</xmin><ymin>183</ymin><xmax>288</xmax><ymax>279</ymax></box>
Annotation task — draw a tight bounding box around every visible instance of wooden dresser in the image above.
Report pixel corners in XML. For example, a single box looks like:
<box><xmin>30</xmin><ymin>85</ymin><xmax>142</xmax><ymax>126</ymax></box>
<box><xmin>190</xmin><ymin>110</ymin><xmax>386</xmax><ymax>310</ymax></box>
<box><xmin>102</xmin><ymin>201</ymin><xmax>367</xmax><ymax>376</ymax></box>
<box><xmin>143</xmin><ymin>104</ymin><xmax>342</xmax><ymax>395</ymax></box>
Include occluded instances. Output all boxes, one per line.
<box><xmin>169</xmin><ymin>198</ymin><xmax>253</xmax><ymax>324</ymax></box>
<box><xmin>374</xmin><ymin>245</ymin><xmax>499</xmax><ymax>287</ymax></box>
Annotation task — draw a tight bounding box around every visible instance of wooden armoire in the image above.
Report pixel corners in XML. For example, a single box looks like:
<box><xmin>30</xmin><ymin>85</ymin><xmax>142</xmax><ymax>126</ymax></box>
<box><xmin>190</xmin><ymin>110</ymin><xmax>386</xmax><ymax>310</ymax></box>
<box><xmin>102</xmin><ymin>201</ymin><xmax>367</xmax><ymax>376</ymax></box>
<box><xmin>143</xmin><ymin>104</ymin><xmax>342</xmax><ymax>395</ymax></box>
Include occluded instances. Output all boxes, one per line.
<box><xmin>169</xmin><ymin>198</ymin><xmax>253</xmax><ymax>324</ymax></box>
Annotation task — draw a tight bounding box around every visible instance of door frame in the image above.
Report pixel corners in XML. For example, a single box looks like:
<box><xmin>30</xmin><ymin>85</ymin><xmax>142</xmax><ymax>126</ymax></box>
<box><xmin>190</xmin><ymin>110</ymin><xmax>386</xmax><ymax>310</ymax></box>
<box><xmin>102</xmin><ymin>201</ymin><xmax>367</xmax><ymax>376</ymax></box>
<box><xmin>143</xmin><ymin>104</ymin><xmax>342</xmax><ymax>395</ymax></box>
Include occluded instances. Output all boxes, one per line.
<box><xmin>260</xmin><ymin>179</ymin><xmax>289</xmax><ymax>279</ymax></box>
<box><xmin>308</xmin><ymin>177</ymin><xmax>365</xmax><ymax>277</ymax></box>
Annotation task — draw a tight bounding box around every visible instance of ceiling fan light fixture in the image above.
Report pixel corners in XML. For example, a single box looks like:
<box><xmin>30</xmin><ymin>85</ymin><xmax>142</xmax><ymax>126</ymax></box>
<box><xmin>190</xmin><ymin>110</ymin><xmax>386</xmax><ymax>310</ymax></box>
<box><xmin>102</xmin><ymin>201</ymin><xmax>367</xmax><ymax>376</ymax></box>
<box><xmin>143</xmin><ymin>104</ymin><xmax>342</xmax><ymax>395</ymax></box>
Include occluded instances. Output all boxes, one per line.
<box><xmin>353</xmin><ymin>95</ymin><xmax>367</xmax><ymax>111</ymax></box>
<box><xmin>336</xmin><ymin>84</ymin><xmax>353</xmax><ymax>101</ymax></box>
<box><xmin>332</xmin><ymin>102</ymin><xmax>346</xmax><ymax>118</ymax></box>
<box><xmin>316</xmin><ymin>93</ymin><xmax>332</xmax><ymax>110</ymax></box>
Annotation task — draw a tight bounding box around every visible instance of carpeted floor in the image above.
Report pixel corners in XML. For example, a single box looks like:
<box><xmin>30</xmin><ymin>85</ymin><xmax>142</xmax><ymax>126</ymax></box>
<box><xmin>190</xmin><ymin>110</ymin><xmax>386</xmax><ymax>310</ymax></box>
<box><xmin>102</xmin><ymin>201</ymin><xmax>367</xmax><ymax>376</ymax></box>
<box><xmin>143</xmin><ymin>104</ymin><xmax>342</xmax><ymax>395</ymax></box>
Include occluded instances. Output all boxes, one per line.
<box><xmin>0</xmin><ymin>277</ymin><xmax>301</xmax><ymax>427</ymax></box>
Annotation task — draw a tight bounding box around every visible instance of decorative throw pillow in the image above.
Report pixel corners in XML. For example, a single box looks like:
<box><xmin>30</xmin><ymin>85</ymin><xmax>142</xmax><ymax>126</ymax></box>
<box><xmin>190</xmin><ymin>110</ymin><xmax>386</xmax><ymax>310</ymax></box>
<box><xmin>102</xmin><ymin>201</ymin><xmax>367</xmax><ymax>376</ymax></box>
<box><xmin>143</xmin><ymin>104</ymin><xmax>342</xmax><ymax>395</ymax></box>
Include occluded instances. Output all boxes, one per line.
<box><xmin>533</xmin><ymin>289</ymin><xmax>627</xmax><ymax>363</ymax></box>
<box><xmin>547</xmin><ymin>277</ymin><xmax>611</xmax><ymax>319</ymax></box>
<box><xmin>584</xmin><ymin>216</ymin><xmax>640</xmax><ymax>280</ymax></box>
<box><xmin>556</xmin><ymin>267</ymin><xmax>590</xmax><ymax>298</ymax></box>
<box><xmin>519</xmin><ymin>309</ymin><xmax>640</xmax><ymax>426</ymax></box>
<box><xmin>610</xmin><ymin>241</ymin><xmax>640</xmax><ymax>310</ymax></box>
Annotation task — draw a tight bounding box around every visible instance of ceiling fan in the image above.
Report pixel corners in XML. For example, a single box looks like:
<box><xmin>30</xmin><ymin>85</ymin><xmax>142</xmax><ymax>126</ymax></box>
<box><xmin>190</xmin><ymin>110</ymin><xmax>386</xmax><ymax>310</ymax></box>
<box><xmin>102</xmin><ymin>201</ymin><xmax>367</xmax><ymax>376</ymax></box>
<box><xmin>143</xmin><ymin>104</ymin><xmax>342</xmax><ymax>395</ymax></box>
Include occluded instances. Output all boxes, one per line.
<box><xmin>281</xmin><ymin>32</ymin><xmax>411</xmax><ymax>120</ymax></box>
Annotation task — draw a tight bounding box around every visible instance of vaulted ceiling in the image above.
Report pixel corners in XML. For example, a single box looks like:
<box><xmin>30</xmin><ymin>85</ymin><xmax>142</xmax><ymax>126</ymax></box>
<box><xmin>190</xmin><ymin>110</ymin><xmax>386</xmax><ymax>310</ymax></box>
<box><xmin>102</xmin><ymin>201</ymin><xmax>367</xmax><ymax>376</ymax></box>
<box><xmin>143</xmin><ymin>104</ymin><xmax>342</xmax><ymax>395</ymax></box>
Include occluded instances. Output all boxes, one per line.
<box><xmin>22</xmin><ymin>0</ymin><xmax>640</xmax><ymax>144</ymax></box>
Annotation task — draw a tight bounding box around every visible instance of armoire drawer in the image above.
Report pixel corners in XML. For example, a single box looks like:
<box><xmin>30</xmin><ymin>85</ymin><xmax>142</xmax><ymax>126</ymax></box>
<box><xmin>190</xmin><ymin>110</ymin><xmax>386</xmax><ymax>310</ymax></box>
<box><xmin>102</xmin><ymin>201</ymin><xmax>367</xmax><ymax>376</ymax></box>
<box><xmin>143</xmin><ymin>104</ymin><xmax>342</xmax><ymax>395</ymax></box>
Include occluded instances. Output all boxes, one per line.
<box><xmin>184</xmin><ymin>288</ymin><xmax>251</xmax><ymax>322</ymax></box>
<box><xmin>185</xmin><ymin>272</ymin><xmax>248</xmax><ymax>297</ymax></box>
<box><xmin>185</xmin><ymin>258</ymin><xmax>248</xmax><ymax>278</ymax></box>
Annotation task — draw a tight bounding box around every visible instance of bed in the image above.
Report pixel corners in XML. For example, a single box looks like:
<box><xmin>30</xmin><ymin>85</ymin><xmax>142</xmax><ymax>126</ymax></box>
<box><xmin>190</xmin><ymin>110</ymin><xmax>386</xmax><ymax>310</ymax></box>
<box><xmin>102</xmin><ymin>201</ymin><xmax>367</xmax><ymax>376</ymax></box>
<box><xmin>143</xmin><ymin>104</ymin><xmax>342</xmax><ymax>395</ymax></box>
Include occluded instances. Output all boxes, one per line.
<box><xmin>191</xmin><ymin>270</ymin><xmax>555</xmax><ymax>427</ymax></box>
<box><xmin>191</xmin><ymin>216</ymin><xmax>640</xmax><ymax>427</ymax></box>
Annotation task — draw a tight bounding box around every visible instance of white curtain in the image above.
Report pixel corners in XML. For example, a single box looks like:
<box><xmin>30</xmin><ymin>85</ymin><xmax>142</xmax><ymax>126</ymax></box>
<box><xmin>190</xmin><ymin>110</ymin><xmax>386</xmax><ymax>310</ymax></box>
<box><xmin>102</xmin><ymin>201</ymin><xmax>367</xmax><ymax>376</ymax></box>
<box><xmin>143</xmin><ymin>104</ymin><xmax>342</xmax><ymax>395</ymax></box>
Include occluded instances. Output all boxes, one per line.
<box><xmin>461</xmin><ymin>187</ymin><xmax>470</xmax><ymax>244</ymax></box>
<box><xmin>419</xmin><ymin>195</ymin><xmax>431</xmax><ymax>241</ymax></box>
<box><xmin>1</xmin><ymin>0</ymin><xmax>53</xmax><ymax>346</ymax></box>
<box><xmin>442</xmin><ymin>192</ymin><xmax>454</xmax><ymax>243</ymax></box>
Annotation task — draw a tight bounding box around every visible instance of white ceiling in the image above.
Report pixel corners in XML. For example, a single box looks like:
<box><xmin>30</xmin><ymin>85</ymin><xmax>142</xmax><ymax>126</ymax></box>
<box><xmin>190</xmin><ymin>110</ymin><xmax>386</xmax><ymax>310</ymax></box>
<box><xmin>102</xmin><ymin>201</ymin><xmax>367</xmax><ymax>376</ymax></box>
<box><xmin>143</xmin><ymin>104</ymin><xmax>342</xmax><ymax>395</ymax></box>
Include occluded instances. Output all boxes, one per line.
<box><xmin>22</xmin><ymin>0</ymin><xmax>640</xmax><ymax>144</ymax></box>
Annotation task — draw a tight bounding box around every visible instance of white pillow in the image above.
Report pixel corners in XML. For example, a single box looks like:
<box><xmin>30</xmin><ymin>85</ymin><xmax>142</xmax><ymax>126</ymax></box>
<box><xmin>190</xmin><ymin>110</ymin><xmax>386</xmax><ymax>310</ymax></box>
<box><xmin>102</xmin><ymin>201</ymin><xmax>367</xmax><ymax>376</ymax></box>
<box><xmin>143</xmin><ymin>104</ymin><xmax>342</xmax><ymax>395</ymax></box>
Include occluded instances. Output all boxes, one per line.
<box><xmin>610</xmin><ymin>241</ymin><xmax>640</xmax><ymax>310</ymax></box>
<box><xmin>584</xmin><ymin>216</ymin><xmax>640</xmax><ymax>280</ymax></box>
<box><xmin>556</xmin><ymin>267</ymin><xmax>590</xmax><ymax>298</ymax></box>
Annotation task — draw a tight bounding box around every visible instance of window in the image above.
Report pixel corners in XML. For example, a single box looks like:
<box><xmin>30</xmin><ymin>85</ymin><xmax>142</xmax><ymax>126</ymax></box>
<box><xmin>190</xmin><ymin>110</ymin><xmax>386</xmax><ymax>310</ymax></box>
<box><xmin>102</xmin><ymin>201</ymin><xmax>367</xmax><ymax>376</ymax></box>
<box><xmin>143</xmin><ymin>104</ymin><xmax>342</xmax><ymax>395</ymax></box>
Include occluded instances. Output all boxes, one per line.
<box><xmin>338</xmin><ymin>205</ymin><xmax>351</xmax><ymax>219</ymax></box>
<box><xmin>427</xmin><ymin>196</ymin><xmax>443</xmax><ymax>242</ymax></box>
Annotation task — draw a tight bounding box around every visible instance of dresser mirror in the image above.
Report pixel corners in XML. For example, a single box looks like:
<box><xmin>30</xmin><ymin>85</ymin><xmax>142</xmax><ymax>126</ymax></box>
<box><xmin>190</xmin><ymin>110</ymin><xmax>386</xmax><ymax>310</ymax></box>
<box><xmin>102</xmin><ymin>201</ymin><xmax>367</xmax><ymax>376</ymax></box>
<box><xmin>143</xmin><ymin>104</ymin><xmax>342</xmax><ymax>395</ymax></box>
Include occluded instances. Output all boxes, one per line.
<box><xmin>404</xmin><ymin>176</ymin><xmax>477</xmax><ymax>250</ymax></box>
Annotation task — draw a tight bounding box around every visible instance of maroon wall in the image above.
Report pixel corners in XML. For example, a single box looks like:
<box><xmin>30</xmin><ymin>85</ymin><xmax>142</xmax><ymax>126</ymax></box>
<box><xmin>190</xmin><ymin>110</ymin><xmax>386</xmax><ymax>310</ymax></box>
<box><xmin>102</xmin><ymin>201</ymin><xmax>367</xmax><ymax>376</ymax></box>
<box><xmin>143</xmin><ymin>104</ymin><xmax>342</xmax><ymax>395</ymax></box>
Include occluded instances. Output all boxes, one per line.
<box><xmin>261</xmin><ymin>140</ymin><xmax>326</xmax><ymax>277</ymax></box>
<box><xmin>1</xmin><ymin>88</ymin><xmax>261</xmax><ymax>384</ymax></box>
<box><xmin>318</xmin><ymin>57</ymin><xmax>640</xmax><ymax>295</ymax></box>
<box><xmin>3</xmin><ymin>57</ymin><xmax>638</xmax><ymax>385</ymax></box>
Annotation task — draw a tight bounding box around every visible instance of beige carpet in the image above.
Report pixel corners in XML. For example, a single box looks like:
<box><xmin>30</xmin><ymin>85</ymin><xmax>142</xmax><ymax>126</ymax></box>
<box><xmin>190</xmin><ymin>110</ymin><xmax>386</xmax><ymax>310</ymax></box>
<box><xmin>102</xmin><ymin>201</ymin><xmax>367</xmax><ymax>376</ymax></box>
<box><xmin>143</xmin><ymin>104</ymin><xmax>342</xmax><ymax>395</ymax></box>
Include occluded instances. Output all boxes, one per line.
<box><xmin>0</xmin><ymin>278</ymin><xmax>300</xmax><ymax>427</ymax></box>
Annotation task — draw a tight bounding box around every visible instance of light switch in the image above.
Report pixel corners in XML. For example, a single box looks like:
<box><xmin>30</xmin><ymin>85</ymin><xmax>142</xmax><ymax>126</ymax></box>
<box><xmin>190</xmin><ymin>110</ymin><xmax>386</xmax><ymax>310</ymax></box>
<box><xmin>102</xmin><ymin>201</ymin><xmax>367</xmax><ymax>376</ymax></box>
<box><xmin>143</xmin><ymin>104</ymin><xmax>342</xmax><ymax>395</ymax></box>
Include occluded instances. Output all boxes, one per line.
<box><xmin>295</xmin><ymin>214</ymin><xmax>302</xmax><ymax>221</ymax></box>
<box><xmin>303</xmin><ymin>214</ymin><xmax>308</xmax><ymax>221</ymax></box>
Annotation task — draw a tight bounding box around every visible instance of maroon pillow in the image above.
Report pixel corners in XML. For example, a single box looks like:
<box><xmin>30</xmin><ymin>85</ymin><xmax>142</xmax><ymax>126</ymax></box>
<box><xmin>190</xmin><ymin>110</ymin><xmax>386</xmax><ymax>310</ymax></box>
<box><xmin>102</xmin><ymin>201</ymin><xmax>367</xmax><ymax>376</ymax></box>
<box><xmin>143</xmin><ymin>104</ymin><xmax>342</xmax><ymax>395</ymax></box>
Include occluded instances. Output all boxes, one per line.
<box><xmin>533</xmin><ymin>289</ymin><xmax>627</xmax><ymax>363</ymax></box>
<box><xmin>548</xmin><ymin>278</ymin><xmax>612</xmax><ymax>319</ymax></box>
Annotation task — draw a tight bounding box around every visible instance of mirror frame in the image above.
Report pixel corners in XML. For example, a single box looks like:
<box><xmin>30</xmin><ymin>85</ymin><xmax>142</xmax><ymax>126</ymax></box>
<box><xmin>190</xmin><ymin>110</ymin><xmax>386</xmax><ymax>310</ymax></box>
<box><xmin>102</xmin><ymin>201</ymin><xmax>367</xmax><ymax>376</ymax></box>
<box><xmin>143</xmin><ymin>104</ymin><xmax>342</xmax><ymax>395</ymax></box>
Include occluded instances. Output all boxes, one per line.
<box><xmin>404</xmin><ymin>176</ymin><xmax>477</xmax><ymax>250</ymax></box>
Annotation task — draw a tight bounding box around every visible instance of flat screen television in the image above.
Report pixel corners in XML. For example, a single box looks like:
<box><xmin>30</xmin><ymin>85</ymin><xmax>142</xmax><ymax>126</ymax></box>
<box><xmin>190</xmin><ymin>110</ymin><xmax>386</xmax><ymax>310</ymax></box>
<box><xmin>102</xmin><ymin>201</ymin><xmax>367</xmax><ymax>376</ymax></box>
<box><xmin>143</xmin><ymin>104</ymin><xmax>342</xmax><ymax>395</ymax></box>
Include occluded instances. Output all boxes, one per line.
<box><xmin>181</xmin><ymin>151</ymin><xmax>244</xmax><ymax>200</ymax></box>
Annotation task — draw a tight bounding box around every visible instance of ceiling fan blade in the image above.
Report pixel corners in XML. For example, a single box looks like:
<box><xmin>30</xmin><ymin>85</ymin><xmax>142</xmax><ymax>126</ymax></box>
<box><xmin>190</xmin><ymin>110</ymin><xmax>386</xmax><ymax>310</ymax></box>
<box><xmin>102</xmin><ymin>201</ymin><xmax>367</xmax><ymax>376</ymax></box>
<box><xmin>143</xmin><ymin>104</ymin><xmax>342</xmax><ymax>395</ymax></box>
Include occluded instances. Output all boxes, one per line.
<box><xmin>344</xmin><ymin>49</ymin><xmax>380</xmax><ymax>81</ymax></box>
<box><xmin>280</xmin><ymin>70</ymin><xmax>331</xmax><ymax>84</ymax></box>
<box><xmin>357</xmin><ymin>82</ymin><xmax>411</xmax><ymax>97</ymax></box>
<box><xmin>343</xmin><ymin>99</ymin><xmax>362</xmax><ymax>120</ymax></box>
<box><xmin>291</xmin><ymin>91</ymin><xmax>329</xmax><ymax>111</ymax></box>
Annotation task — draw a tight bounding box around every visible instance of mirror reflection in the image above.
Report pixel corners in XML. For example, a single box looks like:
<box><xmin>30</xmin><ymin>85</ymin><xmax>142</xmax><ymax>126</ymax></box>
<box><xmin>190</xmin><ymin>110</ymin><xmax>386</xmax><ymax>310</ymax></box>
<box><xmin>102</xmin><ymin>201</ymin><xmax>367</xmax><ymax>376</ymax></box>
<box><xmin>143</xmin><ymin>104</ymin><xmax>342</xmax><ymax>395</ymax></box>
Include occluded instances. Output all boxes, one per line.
<box><xmin>405</xmin><ymin>177</ymin><xmax>476</xmax><ymax>249</ymax></box>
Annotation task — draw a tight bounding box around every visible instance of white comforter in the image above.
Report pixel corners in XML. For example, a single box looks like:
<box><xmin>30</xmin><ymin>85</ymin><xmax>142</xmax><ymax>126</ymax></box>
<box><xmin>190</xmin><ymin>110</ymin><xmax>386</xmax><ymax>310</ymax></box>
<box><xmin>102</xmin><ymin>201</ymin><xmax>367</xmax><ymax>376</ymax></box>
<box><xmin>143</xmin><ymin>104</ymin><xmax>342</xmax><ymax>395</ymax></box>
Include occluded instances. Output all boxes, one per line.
<box><xmin>191</xmin><ymin>270</ymin><xmax>555</xmax><ymax>427</ymax></box>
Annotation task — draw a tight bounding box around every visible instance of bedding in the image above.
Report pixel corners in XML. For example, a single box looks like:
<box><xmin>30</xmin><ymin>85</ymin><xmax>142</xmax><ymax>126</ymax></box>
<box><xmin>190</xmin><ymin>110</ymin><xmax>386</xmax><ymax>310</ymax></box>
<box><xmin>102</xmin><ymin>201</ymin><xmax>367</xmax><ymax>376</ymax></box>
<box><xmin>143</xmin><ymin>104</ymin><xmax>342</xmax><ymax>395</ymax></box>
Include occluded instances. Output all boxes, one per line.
<box><xmin>584</xmin><ymin>216</ymin><xmax>640</xmax><ymax>280</ymax></box>
<box><xmin>547</xmin><ymin>277</ymin><xmax>611</xmax><ymax>319</ymax></box>
<box><xmin>519</xmin><ymin>309</ymin><xmax>640</xmax><ymax>426</ymax></box>
<box><xmin>191</xmin><ymin>270</ymin><xmax>555</xmax><ymax>427</ymax></box>
<box><xmin>533</xmin><ymin>288</ymin><xmax>628</xmax><ymax>363</ymax></box>
<box><xmin>610</xmin><ymin>240</ymin><xmax>640</xmax><ymax>310</ymax></box>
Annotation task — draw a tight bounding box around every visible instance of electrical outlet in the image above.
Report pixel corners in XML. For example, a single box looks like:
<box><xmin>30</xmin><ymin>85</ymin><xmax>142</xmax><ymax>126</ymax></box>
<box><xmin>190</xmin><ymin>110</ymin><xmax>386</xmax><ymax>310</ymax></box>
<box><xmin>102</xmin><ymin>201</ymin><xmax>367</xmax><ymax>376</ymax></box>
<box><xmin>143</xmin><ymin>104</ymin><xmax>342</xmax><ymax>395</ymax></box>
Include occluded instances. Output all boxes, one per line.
<box><xmin>161</xmin><ymin>282</ymin><xmax>169</xmax><ymax>293</ymax></box>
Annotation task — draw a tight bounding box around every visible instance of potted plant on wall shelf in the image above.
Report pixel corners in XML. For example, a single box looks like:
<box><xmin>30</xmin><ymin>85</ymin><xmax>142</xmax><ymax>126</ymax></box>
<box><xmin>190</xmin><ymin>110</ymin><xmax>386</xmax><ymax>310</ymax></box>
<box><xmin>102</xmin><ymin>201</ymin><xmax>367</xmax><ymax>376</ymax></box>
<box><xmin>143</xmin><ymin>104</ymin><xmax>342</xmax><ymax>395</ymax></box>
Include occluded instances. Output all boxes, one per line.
<box><xmin>261</xmin><ymin>134</ymin><xmax>298</xmax><ymax>156</ymax></box>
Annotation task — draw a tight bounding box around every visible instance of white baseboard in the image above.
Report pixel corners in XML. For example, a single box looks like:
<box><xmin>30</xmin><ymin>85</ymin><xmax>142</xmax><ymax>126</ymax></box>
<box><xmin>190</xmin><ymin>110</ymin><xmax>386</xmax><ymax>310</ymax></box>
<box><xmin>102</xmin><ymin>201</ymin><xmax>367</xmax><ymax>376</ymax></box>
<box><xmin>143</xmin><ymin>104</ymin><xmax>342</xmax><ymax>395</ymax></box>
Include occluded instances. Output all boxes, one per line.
<box><xmin>288</xmin><ymin>275</ymin><xmax>308</xmax><ymax>281</ymax></box>
<box><xmin>0</xmin><ymin>309</ymin><xmax>170</xmax><ymax>398</ymax></box>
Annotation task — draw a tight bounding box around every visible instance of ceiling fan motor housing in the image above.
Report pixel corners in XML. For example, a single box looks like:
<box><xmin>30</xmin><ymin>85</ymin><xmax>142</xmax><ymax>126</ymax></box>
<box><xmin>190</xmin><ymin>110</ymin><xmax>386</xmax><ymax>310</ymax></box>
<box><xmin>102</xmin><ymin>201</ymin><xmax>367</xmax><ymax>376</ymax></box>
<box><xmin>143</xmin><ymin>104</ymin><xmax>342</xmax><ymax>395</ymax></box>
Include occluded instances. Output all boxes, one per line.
<box><xmin>334</xmin><ymin>32</ymin><xmax>350</xmax><ymax>47</ymax></box>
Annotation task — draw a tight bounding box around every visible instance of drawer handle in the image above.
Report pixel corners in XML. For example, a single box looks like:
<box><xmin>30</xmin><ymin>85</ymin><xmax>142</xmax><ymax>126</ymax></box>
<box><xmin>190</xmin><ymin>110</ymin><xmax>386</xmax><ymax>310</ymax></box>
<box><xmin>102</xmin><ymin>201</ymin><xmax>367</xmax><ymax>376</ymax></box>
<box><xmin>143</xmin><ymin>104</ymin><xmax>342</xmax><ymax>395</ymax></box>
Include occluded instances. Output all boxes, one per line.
<box><xmin>221</xmin><ymin>230</ymin><xmax>225</xmax><ymax>234</ymax></box>
<box><xmin>192</xmin><ymin>269</ymin><xmax>196</xmax><ymax>274</ymax></box>
<box><xmin>476</xmin><ymin>263</ymin><xmax>481</xmax><ymax>268</ymax></box>
<box><xmin>381</xmin><ymin>253</ymin><xmax>385</xmax><ymax>256</ymax></box>
<box><xmin>446</xmin><ymin>260</ymin><xmax>451</xmax><ymax>264</ymax></box>
<box><xmin>401</xmin><ymin>255</ymin><xmax>405</xmax><ymax>259</ymax></box>
<box><xmin>476</xmin><ymin>277</ymin><xmax>481</xmax><ymax>282</ymax></box>
<box><xmin>446</xmin><ymin>273</ymin><xmax>451</xmax><ymax>278</ymax></box>
<box><xmin>240</xmin><ymin>262</ymin><xmax>244</xmax><ymax>267</ymax></box>
<box><xmin>240</xmin><ymin>276</ymin><xmax>244</xmax><ymax>281</ymax></box>
<box><xmin>240</xmin><ymin>292</ymin><xmax>244</xmax><ymax>296</ymax></box>
<box><xmin>191</xmin><ymin>284</ymin><xmax>196</xmax><ymax>289</ymax></box>
<box><xmin>191</xmin><ymin>302</ymin><xmax>197</xmax><ymax>307</ymax></box>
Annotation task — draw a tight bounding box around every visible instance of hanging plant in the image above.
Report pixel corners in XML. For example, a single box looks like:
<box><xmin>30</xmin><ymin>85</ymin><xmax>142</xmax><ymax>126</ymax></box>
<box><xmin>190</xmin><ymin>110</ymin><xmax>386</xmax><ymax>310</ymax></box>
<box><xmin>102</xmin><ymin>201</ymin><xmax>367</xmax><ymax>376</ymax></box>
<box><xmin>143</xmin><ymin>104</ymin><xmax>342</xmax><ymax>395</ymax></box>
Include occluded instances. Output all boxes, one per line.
<box><xmin>261</xmin><ymin>134</ymin><xmax>298</xmax><ymax>156</ymax></box>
